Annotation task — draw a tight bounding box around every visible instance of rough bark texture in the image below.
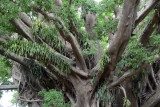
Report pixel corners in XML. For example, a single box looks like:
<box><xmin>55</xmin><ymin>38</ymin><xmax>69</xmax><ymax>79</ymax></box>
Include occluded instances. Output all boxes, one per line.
<box><xmin>141</xmin><ymin>85</ymin><xmax>160</xmax><ymax>107</ymax></box>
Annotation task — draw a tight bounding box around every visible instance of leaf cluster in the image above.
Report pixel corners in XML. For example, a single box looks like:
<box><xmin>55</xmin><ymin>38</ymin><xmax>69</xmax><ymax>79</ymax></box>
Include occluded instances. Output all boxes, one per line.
<box><xmin>0</xmin><ymin>55</ymin><xmax>12</xmax><ymax>85</ymax></box>
<box><xmin>96</xmin><ymin>83</ymin><xmax>112</xmax><ymax>106</ymax></box>
<box><xmin>32</xmin><ymin>21</ymin><xmax>69</xmax><ymax>56</ymax></box>
<box><xmin>100</xmin><ymin>53</ymin><xmax>110</xmax><ymax>71</ymax></box>
<box><xmin>39</xmin><ymin>89</ymin><xmax>71</xmax><ymax>107</ymax></box>
<box><xmin>4</xmin><ymin>40</ymin><xmax>70</xmax><ymax>73</ymax></box>
<box><xmin>117</xmin><ymin>35</ymin><xmax>160</xmax><ymax>71</ymax></box>
<box><xmin>24</xmin><ymin>59</ymin><xmax>46</xmax><ymax>79</ymax></box>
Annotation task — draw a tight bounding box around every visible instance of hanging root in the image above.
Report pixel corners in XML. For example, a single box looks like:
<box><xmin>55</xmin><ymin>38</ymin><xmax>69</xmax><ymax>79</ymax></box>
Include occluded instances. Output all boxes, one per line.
<box><xmin>119</xmin><ymin>86</ymin><xmax>127</xmax><ymax>107</ymax></box>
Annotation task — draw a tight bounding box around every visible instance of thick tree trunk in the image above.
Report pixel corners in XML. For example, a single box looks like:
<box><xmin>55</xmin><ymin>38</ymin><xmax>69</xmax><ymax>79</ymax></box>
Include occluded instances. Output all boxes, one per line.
<box><xmin>74</xmin><ymin>93</ymin><xmax>90</xmax><ymax>107</ymax></box>
<box><xmin>69</xmin><ymin>77</ymin><xmax>97</xmax><ymax>107</ymax></box>
<box><xmin>73</xmin><ymin>92</ymin><xmax>97</xmax><ymax>107</ymax></box>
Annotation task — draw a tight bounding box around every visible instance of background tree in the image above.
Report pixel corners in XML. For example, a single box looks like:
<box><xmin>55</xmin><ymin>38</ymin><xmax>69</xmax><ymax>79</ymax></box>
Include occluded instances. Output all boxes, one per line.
<box><xmin>0</xmin><ymin>0</ymin><xmax>160</xmax><ymax>107</ymax></box>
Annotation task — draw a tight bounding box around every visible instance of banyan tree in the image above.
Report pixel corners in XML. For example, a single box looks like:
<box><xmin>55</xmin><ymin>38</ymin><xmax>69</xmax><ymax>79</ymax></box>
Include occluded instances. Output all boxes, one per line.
<box><xmin>1</xmin><ymin>0</ymin><xmax>160</xmax><ymax>107</ymax></box>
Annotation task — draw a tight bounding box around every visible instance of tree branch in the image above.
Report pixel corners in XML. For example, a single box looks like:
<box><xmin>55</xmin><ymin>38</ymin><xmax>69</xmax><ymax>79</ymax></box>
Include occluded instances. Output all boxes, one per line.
<box><xmin>31</xmin><ymin>4</ymin><xmax>87</xmax><ymax>72</ymax></box>
<box><xmin>107</xmin><ymin>0</ymin><xmax>140</xmax><ymax>64</ymax></box>
<box><xmin>90</xmin><ymin>63</ymin><xmax>100</xmax><ymax>75</ymax></box>
<box><xmin>71</xmin><ymin>67</ymin><xmax>90</xmax><ymax>78</ymax></box>
<box><xmin>107</xmin><ymin>63</ymin><xmax>147</xmax><ymax>89</ymax></box>
<box><xmin>138</xmin><ymin>5</ymin><xmax>160</xmax><ymax>46</ymax></box>
<box><xmin>46</xmin><ymin>64</ymin><xmax>73</xmax><ymax>90</ymax></box>
<box><xmin>91</xmin><ymin>0</ymin><xmax>140</xmax><ymax>97</ymax></box>
<box><xmin>10</xmin><ymin>19</ymin><xmax>34</xmax><ymax>41</ymax></box>
<box><xmin>0</xmin><ymin>85</ymin><xmax>18</xmax><ymax>90</ymax></box>
<box><xmin>0</xmin><ymin>49</ymin><xmax>27</xmax><ymax>68</ymax></box>
<box><xmin>69</xmin><ymin>19</ymin><xmax>79</xmax><ymax>37</ymax></box>
<box><xmin>39</xmin><ymin>35</ymin><xmax>71</xmax><ymax>59</ymax></box>
<box><xmin>18</xmin><ymin>98</ymin><xmax>43</xmax><ymax>102</ymax></box>
<box><xmin>53</xmin><ymin>17</ymin><xmax>88</xmax><ymax>72</ymax></box>
<box><xmin>19</xmin><ymin>12</ymin><xmax>33</xmax><ymax>27</ymax></box>
<box><xmin>135</xmin><ymin>0</ymin><xmax>160</xmax><ymax>28</ymax></box>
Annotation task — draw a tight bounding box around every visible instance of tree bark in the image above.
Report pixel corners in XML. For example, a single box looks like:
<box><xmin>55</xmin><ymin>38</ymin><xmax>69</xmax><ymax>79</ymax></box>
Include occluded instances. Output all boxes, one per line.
<box><xmin>141</xmin><ymin>85</ymin><xmax>160</xmax><ymax>107</ymax></box>
<box><xmin>68</xmin><ymin>76</ymin><xmax>98</xmax><ymax>107</ymax></box>
<box><xmin>123</xmin><ymin>80</ymin><xmax>138</xmax><ymax>107</ymax></box>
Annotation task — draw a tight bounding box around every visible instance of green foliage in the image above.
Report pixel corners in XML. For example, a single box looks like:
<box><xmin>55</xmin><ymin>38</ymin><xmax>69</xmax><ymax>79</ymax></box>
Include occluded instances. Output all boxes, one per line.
<box><xmin>0</xmin><ymin>16</ymin><xmax>16</xmax><ymax>34</ymax></box>
<box><xmin>32</xmin><ymin>21</ymin><xmax>69</xmax><ymax>55</ymax></box>
<box><xmin>24</xmin><ymin>59</ymin><xmax>46</xmax><ymax>79</ymax></box>
<box><xmin>117</xmin><ymin>35</ymin><xmax>160</xmax><ymax>71</ymax></box>
<box><xmin>105</xmin><ymin>19</ymin><xmax>119</xmax><ymax>33</ymax></box>
<box><xmin>101</xmin><ymin>35</ymin><xmax>109</xmax><ymax>51</ymax></box>
<box><xmin>96</xmin><ymin>83</ymin><xmax>112</xmax><ymax>106</ymax></box>
<box><xmin>0</xmin><ymin>55</ymin><xmax>12</xmax><ymax>84</ymax></box>
<box><xmin>11</xmin><ymin>91</ymin><xmax>18</xmax><ymax>104</ymax></box>
<box><xmin>116</xmin><ymin>70</ymin><xmax>123</xmax><ymax>74</ymax></box>
<box><xmin>39</xmin><ymin>89</ymin><xmax>71</xmax><ymax>107</ymax></box>
<box><xmin>0</xmin><ymin>55</ymin><xmax>12</xmax><ymax>98</ymax></box>
<box><xmin>82</xmin><ymin>40</ymin><xmax>99</xmax><ymax>55</ymax></box>
<box><xmin>11</xmin><ymin>91</ymin><xmax>24</xmax><ymax>106</ymax></box>
<box><xmin>0</xmin><ymin>91</ymin><xmax>2</xmax><ymax>99</ymax></box>
<box><xmin>91</xmin><ymin>71</ymin><xmax>98</xmax><ymax>85</ymax></box>
<box><xmin>94</xmin><ymin>19</ymin><xmax>119</xmax><ymax>39</ymax></box>
<box><xmin>34</xmin><ymin>0</ymin><xmax>54</xmax><ymax>11</ymax></box>
<box><xmin>100</xmin><ymin>53</ymin><xmax>110</xmax><ymax>70</ymax></box>
<box><xmin>81</xmin><ymin>0</ymin><xmax>99</xmax><ymax>14</ymax></box>
<box><xmin>123</xmin><ymin>42</ymin><xmax>147</xmax><ymax>69</ymax></box>
<box><xmin>4</xmin><ymin>40</ymin><xmax>70</xmax><ymax>73</ymax></box>
<box><xmin>0</xmin><ymin>0</ymin><xmax>19</xmax><ymax>19</ymax></box>
<box><xmin>54</xmin><ymin>1</ymin><xmax>89</xmax><ymax>43</ymax></box>
<box><xmin>0</xmin><ymin>0</ymin><xmax>33</xmax><ymax>34</ymax></box>
<box><xmin>123</xmin><ymin>98</ymin><xmax>131</xmax><ymax>107</ymax></box>
<box><xmin>147</xmin><ymin>34</ymin><xmax>160</xmax><ymax>46</ymax></box>
<box><xmin>86</xmin><ymin>0</ymin><xmax>120</xmax><ymax>39</ymax></box>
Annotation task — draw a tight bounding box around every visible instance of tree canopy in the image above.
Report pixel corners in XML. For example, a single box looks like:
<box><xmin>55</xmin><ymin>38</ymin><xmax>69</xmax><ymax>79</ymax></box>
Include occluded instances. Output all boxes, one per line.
<box><xmin>0</xmin><ymin>0</ymin><xmax>160</xmax><ymax>107</ymax></box>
